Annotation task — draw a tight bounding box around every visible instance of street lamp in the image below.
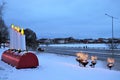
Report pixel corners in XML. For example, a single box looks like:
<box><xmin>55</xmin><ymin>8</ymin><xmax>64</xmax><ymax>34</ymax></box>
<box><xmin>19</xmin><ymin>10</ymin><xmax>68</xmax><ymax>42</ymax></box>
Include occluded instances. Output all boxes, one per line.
<box><xmin>105</xmin><ymin>13</ymin><xmax>118</xmax><ymax>56</ymax></box>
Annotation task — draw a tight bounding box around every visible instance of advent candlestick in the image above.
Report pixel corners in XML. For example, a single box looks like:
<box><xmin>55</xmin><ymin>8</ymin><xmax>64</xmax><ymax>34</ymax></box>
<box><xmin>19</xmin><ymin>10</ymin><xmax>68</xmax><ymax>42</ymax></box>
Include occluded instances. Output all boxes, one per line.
<box><xmin>9</xmin><ymin>24</ymin><xmax>26</xmax><ymax>51</ymax></box>
<box><xmin>1</xmin><ymin>24</ymin><xmax>39</xmax><ymax>69</ymax></box>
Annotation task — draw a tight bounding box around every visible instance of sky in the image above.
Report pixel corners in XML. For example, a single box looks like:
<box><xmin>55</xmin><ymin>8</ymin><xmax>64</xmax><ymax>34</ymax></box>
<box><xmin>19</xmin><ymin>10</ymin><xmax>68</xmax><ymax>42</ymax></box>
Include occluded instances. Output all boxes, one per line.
<box><xmin>2</xmin><ymin>0</ymin><xmax>120</xmax><ymax>39</ymax></box>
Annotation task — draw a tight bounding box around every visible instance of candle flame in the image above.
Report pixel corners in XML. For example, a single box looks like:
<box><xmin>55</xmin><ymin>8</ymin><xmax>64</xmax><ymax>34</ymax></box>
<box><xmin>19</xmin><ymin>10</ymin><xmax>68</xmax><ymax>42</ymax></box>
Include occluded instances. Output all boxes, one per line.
<box><xmin>17</xmin><ymin>27</ymin><xmax>20</xmax><ymax>32</ymax></box>
<box><xmin>21</xmin><ymin>28</ymin><xmax>24</xmax><ymax>35</ymax></box>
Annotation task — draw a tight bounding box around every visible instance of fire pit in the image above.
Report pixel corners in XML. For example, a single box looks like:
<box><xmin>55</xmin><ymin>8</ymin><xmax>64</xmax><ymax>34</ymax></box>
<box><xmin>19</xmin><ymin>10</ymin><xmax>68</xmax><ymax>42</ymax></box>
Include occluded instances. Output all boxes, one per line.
<box><xmin>90</xmin><ymin>56</ymin><xmax>97</xmax><ymax>68</ymax></box>
<box><xmin>107</xmin><ymin>58</ymin><xmax>115</xmax><ymax>70</ymax></box>
<box><xmin>76</xmin><ymin>52</ymin><xmax>89</xmax><ymax>67</ymax></box>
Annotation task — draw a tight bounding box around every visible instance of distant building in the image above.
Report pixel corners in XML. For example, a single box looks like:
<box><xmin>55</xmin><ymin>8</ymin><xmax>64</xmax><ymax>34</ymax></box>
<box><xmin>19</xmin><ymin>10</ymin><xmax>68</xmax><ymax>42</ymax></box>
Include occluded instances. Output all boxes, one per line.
<box><xmin>83</xmin><ymin>39</ymin><xmax>95</xmax><ymax>43</ymax></box>
<box><xmin>38</xmin><ymin>38</ymin><xmax>51</xmax><ymax>44</ymax></box>
<box><xmin>53</xmin><ymin>38</ymin><xmax>66</xmax><ymax>44</ymax></box>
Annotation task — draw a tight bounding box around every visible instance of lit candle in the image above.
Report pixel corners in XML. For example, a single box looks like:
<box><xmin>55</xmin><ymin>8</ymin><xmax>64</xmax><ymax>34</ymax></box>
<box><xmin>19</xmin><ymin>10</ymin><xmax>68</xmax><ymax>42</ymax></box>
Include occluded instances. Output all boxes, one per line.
<box><xmin>20</xmin><ymin>28</ymin><xmax>26</xmax><ymax>50</ymax></box>
<box><xmin>10</xmin><ymin>24</ymin><xmax>14</xmax><ymax>49</ymax></box>
<box><xmin>10</xmin><ymin>24</ymin><xmax>26</xmax><ymax>51</ymax></box>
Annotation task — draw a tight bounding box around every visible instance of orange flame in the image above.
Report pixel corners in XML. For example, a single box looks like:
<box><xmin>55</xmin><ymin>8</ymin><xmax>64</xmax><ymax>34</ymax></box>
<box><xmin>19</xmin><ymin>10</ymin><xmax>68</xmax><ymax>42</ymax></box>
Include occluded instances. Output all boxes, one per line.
<box><xmin>76</xmin><ymin>52</ymin><xmax>88</xmax><ymax>61</ymax></box>
<box><xmin>107</xmin><ymin>58</ymin><xmax>115</xmax><ymax>64</ymax></box>
<box><xmin>91</xmin><ymin>56</ymin><xmax>97</xmax><ymax>61</ymax></box>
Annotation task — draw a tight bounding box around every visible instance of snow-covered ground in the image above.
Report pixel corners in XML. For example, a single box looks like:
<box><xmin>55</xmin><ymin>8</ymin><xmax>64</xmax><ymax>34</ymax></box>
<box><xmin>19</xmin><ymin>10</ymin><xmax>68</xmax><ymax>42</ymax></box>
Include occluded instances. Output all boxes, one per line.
<box><xmin>48</xmin><ymin>43</ymin><xmax>106</xmax><ymax>47</ymax></box>
<box><xmin>0</xmin><ymin>48</ymin><xmax>120</xmax><ymax>80</ymax></box>
<box><xmin>40</xmin><ymin>43</ymin><xmax>109</xmax><ymax>49</ymax></box>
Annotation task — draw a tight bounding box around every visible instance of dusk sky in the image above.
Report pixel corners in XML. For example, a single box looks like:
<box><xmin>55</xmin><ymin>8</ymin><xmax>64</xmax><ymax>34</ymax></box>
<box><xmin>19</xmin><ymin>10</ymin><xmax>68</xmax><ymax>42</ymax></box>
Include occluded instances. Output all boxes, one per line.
<box><xmin>2</xmin><ymin>0</ymin><xmax>120</xmax><ymax>39</ymax></box>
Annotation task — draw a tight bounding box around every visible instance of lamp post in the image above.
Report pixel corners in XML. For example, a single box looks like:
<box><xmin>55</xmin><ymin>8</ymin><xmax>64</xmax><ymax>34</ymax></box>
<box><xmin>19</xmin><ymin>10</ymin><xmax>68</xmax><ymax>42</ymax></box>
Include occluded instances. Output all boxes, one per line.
<box><xmin>105</xmin><ymin>13</ymin><xmax>118</xmax><ymax>57</ymax></box>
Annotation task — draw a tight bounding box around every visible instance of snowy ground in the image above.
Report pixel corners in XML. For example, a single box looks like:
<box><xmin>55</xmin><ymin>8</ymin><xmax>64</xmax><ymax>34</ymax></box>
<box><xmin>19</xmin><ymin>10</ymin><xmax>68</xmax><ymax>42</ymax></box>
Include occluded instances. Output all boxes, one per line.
<box><xmin>0</xmin><ymin>48</ymin><xmax>120</xmax><ymax>80</ymax></box>
<box><xmin>40</xmin><ymin>43</ymin><xmax>120</xmax><ymax>49</ymax></box>
<box><xmin>40</xmin><ymin>43</ymin><xmax>109</xmax><ymax>50</ymax></box>
<box><xmin>48</xmin><ymin>43</ymin><xmax>106</xmax><ymax>48</ymax></box>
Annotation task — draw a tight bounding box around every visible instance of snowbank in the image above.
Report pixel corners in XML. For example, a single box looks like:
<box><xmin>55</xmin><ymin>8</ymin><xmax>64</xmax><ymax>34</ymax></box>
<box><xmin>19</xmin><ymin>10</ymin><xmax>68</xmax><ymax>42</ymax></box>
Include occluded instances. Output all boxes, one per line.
<box><xmin>40</xmin><ymin>43</ymin><xmax>108</xmax><ymax>49</ymax></box>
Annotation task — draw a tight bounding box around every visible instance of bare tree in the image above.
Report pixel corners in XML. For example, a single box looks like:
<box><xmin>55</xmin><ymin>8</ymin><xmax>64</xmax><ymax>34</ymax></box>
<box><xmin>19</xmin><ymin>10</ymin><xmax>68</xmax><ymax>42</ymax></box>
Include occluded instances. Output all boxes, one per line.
<box><xmin>106</xmin><ymin>43</ymin><xmax>120</xmax><ymax>49</ymax></box>
<box><xmin>0</xmin><ymin>1</ymin><xmax>6</xmax><ymax>18</ymax></box>
<box><xmin>0</xmin><ymin>0</ymin><xmax>8</xmax><ymax>48</ymax></box>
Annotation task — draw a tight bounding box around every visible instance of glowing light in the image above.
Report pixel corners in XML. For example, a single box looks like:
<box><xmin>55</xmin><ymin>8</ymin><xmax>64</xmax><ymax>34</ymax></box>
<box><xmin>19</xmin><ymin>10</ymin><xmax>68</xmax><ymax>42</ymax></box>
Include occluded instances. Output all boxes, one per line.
<box><xmin>11</xmin><ymin>24</ymin><xmax>14</xmax><ymax>29</ymax></box>
<box><xmin>107</xmin><ymin>57</ymin><xmax>115</xmax><ymax>70</ymax></box>
<box><xmin>91</xmin><ymin>56</ymin><xmax>97</xmax><ymax>61</ymax></box>
<box><xmin>17</xmin><ymin>27</ymin><xmax>20</xmax><ymax>32</ymax></box>
<box><xmin>76</xmin><ymin>52</ymin><xmax>88</xmax><ymax>61</ymax></box>
<box><xmin>14</xmin><ymin>26</ymin><xmax>18</xmax><ymax>31</ymax></box>
<box><xmin>107</xmin><ymin>58</ymin><xmax>115</xmax><ymax>64</ymax></box>
<box><xmin>10</xmin><ymin>24</ymin><xmax>26</xmax><ymax>50</ymax></box>
<box><xmin>76</xmin><ymin>52</ymin><xmax>89</xmax><ymax>67</ymax></box>
<box><xmin>21</xmin><ymin>28</ymin><xmax>24</xmax><ymax>35</ymax></box>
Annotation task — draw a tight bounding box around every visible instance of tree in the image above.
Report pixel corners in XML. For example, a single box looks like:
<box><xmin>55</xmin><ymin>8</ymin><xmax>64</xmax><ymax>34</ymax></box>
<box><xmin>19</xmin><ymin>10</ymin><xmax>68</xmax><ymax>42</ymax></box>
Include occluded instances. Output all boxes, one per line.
<box><xmin>106</xmin><ymin>43</ymin><xmax>119</xmax><ymax>49</ymax></box>
<box><xmin>0</xmin><ymin>1</ymin><xmax>8</xmax><ymax>48</ymax></box>
<box><xmin>0</xmin><ymin>1</ymin><xmax>6</xmax><ymax>18</ymax></box>
<box><xmin>24</xmin><ymin>28</ymin><xmax>39</xmax><ymax>50</ymax></box>
<box><xmin>106</xmin><ymin>38</ymin><xmax>120</xmax><ymax>49</ymax></box>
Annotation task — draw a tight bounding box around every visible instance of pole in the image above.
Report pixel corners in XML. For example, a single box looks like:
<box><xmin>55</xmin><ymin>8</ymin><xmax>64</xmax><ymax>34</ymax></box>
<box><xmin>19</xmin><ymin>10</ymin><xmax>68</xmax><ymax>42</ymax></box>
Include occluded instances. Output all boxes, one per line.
<box><xmin>105</xmin><ymin>14</ymin><xmax>118</xmax><ymax>57</ymax></box>
<box><xmin>111</xmin><ymin>17</ymin><xmax>114</xmax><ymax>56</ymax></box>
